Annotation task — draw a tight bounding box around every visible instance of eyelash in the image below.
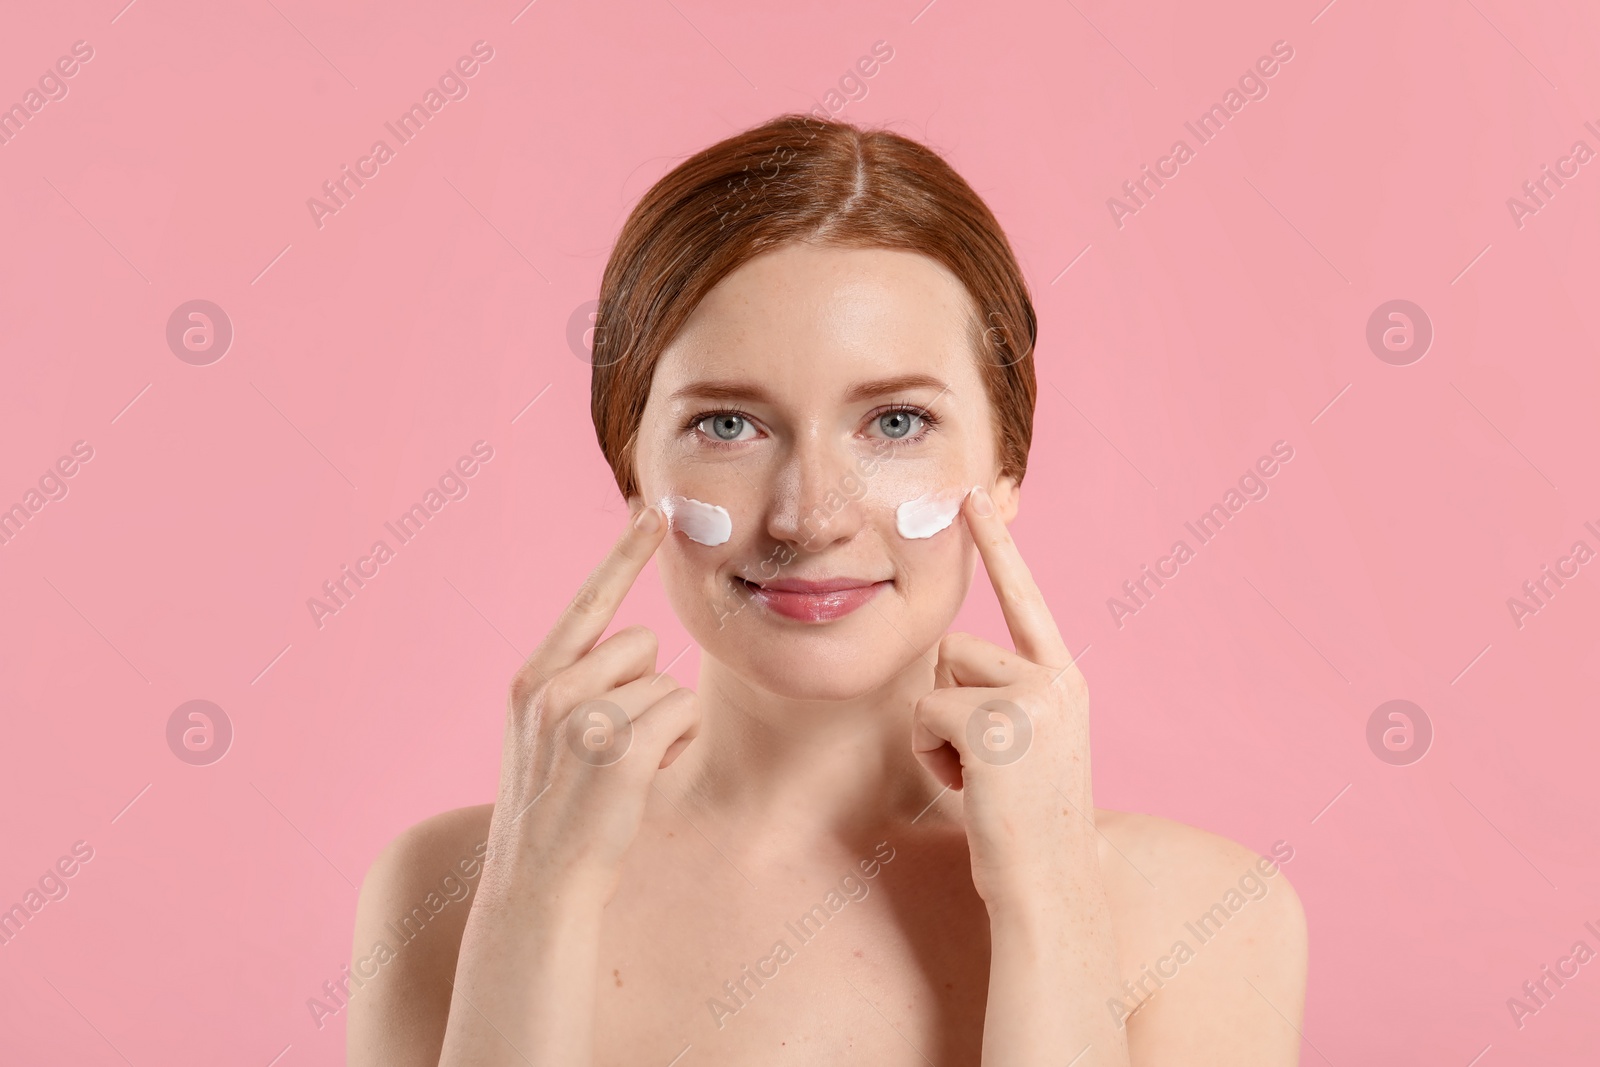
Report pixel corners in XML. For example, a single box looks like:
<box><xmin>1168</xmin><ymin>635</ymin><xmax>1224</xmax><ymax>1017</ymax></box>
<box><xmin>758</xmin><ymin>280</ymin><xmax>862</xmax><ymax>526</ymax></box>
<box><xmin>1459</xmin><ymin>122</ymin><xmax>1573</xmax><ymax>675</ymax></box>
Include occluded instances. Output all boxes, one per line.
<box><xmin>683</xmin><ymin>404</ymin><xmax>941</xmax><ymax>450</ymax></box>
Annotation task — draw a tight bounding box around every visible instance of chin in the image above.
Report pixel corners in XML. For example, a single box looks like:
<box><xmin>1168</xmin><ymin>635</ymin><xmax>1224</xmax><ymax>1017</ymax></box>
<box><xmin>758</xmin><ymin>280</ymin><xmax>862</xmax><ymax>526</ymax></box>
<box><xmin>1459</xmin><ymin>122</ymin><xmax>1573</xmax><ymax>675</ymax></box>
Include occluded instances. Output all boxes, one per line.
<box><xmin>727</xmin><ymin>634</ymin><xmax>915</xmax><ymax>701</ymax></box>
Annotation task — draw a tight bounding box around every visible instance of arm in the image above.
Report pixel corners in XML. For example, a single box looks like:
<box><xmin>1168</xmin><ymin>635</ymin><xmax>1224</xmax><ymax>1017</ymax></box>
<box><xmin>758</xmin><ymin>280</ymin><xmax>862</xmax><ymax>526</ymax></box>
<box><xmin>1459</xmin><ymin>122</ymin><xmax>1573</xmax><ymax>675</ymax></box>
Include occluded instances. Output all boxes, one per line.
<box><xmin>1118</xmin><ymin>825</ymin><xmax>1309</xmax><ymax>1064</ymax></box>
<box><xmin>346</xmin><ymin>807</ymin><xmax>486</xmax><ymax>1065</ymax></box>
<box><xmin>346</xmin><ymin>808</ymin><xmax>617</xmax><ymax>1067</ymax></box>
<box><xmin>912</xmin><ymin>487</ymin><xmax>1130</xmax><ymax>1065</ymax></box>
<box><xmin>983</xmin><ymin>820</ymin><xmax>1130</xmax><ymax>1066</ymax></box>
<box><xmin>434</xmin><ymin>871</ymin><xmax>610</xmax><ymax>1065</ymax></box>
<box><xmin>922</xmin><ymin>487</ymin><xmax>1309</xmax><ymax>1062</ymax></box>
<box><xmin>349</xmin><ymin>504</ymin><xmax>701</xmax><ymax>1066</ymax></box>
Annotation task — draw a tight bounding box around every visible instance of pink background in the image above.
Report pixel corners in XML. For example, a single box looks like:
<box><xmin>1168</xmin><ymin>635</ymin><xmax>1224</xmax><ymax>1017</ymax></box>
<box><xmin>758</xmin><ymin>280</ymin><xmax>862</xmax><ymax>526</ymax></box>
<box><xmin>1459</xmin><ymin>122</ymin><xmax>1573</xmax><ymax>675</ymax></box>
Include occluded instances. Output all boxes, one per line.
<box><xmin>2</xmin><ymin>0</ymin><xmax>1598</xmax><ymax>1062</ymax></box>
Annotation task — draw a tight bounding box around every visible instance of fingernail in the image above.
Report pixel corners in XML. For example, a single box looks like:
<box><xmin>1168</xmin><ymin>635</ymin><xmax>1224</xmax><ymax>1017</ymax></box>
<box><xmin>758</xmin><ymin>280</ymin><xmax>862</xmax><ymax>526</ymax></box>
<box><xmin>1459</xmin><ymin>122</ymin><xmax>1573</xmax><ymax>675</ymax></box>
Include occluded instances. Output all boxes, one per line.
<box><xmin>971</xmin><ymin>485</ymin><xmax>994</xmax><ymax>517</ymax></box>
<box><xmin>634</xmin><ymin>505</ymin><xmax>661</xmax><ymax>532</ymax></box>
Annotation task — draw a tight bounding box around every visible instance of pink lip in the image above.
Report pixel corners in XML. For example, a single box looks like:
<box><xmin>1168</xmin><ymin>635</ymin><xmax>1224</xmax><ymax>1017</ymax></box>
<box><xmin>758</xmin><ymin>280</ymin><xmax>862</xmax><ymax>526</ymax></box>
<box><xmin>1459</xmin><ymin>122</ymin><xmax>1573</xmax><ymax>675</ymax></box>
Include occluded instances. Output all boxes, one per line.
<box><xmin>739</xmin><ymin>576</ymin><xmax>890</xmax><ymax>622</ymax></box>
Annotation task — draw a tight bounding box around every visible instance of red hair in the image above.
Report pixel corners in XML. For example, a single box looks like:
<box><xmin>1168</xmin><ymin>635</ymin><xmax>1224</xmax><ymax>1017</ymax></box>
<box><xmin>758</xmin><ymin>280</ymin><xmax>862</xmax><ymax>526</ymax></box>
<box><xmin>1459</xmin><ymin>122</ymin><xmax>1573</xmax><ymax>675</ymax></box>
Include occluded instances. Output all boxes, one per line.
<box><xmin>591</xmin><ymin>113</ymin><xmax>1037</xmax><ymax>499</ymax></box>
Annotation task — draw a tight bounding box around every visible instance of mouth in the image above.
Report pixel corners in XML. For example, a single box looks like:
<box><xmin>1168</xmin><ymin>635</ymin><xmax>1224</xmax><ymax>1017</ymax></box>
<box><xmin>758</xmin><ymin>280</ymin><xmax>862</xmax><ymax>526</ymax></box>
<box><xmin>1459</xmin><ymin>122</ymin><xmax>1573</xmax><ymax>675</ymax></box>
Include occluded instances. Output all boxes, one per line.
<box><xmin>733</xmin><ymin>574</ymin><xmax>891</xmax><ymax>623</ymax></box>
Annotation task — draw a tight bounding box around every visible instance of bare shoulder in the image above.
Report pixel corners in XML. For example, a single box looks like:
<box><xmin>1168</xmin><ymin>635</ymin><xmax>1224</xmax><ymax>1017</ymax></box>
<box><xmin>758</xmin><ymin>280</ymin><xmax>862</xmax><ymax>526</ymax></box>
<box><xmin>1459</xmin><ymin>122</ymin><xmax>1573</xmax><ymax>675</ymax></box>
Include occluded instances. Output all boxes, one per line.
<box><xmin>346</xmin><ymin>803</ymin><xmax>495</xmax><ymax>1067</ymax></box>
<box><xmin>1093</xmin><ymin>809</ymin><xmax>1308</xmax><ymax>1064</ymax></box>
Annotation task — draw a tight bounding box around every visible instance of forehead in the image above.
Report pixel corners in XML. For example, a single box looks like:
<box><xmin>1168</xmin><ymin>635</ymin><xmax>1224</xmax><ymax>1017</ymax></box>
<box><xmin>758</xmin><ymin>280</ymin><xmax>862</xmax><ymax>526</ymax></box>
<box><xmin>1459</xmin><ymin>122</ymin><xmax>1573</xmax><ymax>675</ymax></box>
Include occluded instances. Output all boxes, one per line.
<box><xmin>650</xmin><ymin>243</ymin><xmax>982</xmax><ymax>401</ymax></box>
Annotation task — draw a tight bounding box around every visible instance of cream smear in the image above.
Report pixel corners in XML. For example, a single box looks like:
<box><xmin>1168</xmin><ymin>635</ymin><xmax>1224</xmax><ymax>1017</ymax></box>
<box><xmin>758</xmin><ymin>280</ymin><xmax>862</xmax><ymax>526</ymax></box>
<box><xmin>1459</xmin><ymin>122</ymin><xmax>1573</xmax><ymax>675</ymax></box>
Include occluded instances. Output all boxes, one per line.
<box><xmin>895</xmin><ymin>487</ymin><xmax>974</xmax><ymax>540</ymax></box>
<box><xmin>660</xmin><ymin>495</ymin><xmax>732</xmax><ymax>546</ymax></box>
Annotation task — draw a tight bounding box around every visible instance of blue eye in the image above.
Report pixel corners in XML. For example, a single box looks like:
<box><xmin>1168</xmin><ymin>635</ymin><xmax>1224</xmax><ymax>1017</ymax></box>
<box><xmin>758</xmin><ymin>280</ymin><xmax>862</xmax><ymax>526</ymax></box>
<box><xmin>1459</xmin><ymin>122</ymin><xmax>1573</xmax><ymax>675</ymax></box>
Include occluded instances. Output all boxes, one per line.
<box><xmin>698</xmin><ymin>413</ymin><xmax>752</xmax><ymax>441</ymax></box>
<box><xmin>877</xmin><ymin>409</ymin><xmax>922</xmax><ymax>439</ymax></box>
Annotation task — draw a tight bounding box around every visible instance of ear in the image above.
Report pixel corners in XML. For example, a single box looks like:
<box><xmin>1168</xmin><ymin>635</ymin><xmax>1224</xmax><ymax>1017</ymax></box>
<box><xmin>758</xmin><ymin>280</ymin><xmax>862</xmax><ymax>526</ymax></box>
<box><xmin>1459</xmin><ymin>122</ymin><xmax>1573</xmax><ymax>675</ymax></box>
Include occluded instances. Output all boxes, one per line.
<box><xmin>625</xmin><ymin>494</ymin><xmax>645</xmax><ymax>520</ymax></box>
<box><xmin>990</xmin><ymin>474</ymin><xmax>1020</xmax><ymax>524</ymax></box>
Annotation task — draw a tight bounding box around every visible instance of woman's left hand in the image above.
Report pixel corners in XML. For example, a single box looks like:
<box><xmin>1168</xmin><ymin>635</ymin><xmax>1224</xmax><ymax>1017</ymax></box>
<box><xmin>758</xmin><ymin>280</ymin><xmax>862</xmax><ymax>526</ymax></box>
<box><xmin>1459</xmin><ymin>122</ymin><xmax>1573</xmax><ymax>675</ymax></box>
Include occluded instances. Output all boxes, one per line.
<box><xmin>911</xmin><ymin>484</ymin><xmax>1097</xmax><ymax>910</ymax></box>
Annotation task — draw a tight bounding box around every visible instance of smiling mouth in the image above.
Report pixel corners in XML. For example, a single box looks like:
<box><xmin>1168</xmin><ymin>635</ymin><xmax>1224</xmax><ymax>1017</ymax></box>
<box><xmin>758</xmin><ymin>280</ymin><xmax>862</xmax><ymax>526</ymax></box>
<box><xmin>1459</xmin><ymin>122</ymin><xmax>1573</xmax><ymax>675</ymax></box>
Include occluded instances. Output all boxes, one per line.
<box><xmin>734</xmin><ymin>575</ymin><xmax>891</xmax><ymax>623</ymax></box>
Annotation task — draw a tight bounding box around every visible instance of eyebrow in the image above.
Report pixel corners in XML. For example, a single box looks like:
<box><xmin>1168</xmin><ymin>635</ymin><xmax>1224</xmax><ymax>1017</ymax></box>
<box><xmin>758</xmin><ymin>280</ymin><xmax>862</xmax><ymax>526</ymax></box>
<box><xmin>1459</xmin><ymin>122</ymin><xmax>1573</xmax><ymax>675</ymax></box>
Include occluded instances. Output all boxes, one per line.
<box><xmin>670</xmin><ymin>373</ymin><xmax>952</xmax><ymax>405</ymax></box>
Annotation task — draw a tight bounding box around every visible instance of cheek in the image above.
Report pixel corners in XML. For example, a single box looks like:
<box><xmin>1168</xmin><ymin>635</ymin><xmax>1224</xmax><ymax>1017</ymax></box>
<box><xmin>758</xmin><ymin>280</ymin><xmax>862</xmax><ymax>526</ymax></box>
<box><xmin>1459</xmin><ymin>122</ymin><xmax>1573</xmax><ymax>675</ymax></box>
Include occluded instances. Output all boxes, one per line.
<box><xmin>660</xmin><ymin>495</ymin><xmax>731</xmax><ymax>545</ymax></box>
<box><xmin>854</xmin><ymin>447</ymin><xmax>976</xmax><ymax>542</ymax></box>
<box><xmin>893</xmin><ymin>487</ymin><xmax>973</xmax><ymax>539</ymax></box>
<box><xmin>655</xmin><ymin>537</ymin><xmax>741</xmax><ymax>627</ymax></box>
<box><xmin>889</xmin><ymin>516</ymin><xmax>977</xmax><ymax>620</ymax></box>
<box><xmin>640</xmin><ymin>451</ymin><xmax>753</xmax><ymax>548</ymax></box>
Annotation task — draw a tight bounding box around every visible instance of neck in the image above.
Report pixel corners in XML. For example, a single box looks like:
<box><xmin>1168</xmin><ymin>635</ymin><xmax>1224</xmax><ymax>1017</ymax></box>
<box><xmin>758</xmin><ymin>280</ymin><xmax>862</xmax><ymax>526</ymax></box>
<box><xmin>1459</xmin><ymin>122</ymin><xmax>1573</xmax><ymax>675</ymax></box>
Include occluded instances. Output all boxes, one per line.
<box><xmin>655</xmin><ymin>646</ymin><xmax>954</xmax><ymax>864</ymax></box>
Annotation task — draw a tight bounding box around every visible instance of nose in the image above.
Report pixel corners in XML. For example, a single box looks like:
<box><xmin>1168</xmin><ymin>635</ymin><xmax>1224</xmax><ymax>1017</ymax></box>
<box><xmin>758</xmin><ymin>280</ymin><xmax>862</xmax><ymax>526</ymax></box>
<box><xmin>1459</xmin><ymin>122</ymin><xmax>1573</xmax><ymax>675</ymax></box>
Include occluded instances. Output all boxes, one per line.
<box><xmin>764</xmin><ymin>431</ymin><xmax>867</xmax><ymax>552</ymax></box>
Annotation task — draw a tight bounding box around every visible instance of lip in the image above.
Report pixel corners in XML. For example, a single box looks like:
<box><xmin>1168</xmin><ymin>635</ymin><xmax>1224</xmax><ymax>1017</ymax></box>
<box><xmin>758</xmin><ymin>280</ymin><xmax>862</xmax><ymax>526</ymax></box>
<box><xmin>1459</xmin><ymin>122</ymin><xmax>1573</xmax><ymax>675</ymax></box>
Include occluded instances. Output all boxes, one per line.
<box><xmin>736</xmin><ymin>575</ymin><xmax>890</xmax><ymax>622</ymax></box>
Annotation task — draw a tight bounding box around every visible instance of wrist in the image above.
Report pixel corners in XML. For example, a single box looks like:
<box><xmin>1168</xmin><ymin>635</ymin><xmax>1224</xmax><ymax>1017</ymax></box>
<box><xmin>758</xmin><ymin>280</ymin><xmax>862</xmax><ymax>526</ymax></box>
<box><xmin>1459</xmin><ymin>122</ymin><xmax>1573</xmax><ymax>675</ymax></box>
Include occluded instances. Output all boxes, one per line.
<box><xmin>985</xmin><ymin>884</ymin><xmax>1070</xmax><ymax>933</ymax></box>
<box><xmin>476</xmin><ymin>853</ymin><xmax>615</xmax><ymax>924</ymax></box>
<box><xmin>980</xmin><ymin>857</ymin><xmax>1106</xmax><ymax>925</ymax></box>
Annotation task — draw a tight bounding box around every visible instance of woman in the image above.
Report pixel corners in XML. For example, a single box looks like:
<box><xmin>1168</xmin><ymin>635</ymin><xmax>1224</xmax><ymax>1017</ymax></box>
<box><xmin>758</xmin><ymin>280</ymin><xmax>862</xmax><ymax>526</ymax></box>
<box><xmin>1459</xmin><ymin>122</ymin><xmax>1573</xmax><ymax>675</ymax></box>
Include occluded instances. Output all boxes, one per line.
<box><xmin>348</xmin><ymin>113</ymin><xmax>1308</xmax><ymax>1065</ymax></box>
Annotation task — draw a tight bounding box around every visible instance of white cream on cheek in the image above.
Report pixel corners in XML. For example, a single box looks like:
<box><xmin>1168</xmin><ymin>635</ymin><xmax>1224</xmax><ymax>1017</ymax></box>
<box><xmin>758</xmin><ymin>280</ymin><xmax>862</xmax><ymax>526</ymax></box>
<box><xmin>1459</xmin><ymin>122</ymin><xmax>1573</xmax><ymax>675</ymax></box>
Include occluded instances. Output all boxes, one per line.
<box><xmin>895</xmin><ymin>486</ymin><xmax>976</xmax><ymax>539</ymax></box>
<box><xmin>660</xmin><ymin>495</ymin><xmax>732</xmax><ymax>546</ymax></box>
<box><xmin>655</xmin><ymin>481</ymin><xmax>972</xmax><ymax>546</ymax></box>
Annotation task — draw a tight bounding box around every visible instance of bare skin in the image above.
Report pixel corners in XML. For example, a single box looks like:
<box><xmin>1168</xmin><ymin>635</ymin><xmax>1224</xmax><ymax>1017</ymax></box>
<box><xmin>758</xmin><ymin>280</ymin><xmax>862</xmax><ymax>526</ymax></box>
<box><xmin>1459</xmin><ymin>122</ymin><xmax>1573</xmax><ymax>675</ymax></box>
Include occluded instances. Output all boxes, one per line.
<box><xmin>348</xmin><ymin>244</ymin><xmax>1308</xmax><ymax>1065</ymax></box>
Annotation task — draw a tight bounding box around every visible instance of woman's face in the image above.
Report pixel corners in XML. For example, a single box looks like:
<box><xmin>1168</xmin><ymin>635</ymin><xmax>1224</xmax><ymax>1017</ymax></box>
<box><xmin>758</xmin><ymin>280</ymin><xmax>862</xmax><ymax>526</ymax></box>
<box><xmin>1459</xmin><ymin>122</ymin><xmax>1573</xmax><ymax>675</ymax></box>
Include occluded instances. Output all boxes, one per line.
<box><xmin>631</xmin><ymin>242</ymin><xmax>1021</xmax><ymax>701</ymax></box>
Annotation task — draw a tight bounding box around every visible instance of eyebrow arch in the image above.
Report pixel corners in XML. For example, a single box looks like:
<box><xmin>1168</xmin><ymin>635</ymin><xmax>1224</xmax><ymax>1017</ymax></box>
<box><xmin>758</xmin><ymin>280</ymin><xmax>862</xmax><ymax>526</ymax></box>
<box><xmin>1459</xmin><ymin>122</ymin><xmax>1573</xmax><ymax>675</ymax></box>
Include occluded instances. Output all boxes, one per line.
<box><xmin>670</xmin><ymin>373</ymin><xmax>952</xmax><ymax>405</ymax></box>
<box><xmin>843</xmin><ymin>373</ymin><xmax>952</xmax><ymax>404</ymax></box>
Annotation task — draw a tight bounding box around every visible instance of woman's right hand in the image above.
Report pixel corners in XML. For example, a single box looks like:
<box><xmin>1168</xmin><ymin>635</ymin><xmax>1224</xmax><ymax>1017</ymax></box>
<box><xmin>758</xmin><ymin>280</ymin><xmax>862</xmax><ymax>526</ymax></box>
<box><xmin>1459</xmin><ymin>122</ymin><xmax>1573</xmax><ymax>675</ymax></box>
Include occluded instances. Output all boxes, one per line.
<box><xmin>431</xmin><ymin>504</ymin><xmax>698</xmax><ymax>1067</ymax></box>
<box><xmin>482</xmin><ymin>502</ymin><xmax>701</xmax><ymax>909</ymax></box>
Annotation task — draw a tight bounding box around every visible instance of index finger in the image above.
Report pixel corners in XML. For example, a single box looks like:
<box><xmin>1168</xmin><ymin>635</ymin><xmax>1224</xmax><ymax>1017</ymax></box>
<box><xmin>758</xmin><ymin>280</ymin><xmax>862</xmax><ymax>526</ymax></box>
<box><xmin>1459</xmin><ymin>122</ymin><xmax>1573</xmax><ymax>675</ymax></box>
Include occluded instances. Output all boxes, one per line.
<box><xmin>530</xmin><ymin>504</ymin><xmax>667</xmax><ymax>673</ymax></box>
<box><xmin>961</xmin><ymin>486</ymin><xmax>1071</xmax><ymax>669</ymax></box>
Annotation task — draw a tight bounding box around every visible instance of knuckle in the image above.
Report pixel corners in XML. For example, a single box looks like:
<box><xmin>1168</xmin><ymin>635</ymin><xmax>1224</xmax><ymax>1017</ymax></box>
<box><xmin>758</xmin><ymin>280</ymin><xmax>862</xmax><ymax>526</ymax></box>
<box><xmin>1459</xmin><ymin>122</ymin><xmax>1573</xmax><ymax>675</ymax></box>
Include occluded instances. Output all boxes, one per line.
<box><xmin>537</xmin><ymin>671</ymin><xmax>581</xmax><ymax>716</ymax></box>
<box><xmin>913</xmin><ymin>689</ymin><xmax>946</xmax><ymax>720</ymax></box>
<box><xmin>1002</xmin><ymin>584</ymin><xmax>1040</xmax><ymax>610</ymax></box>
<box><xmin>939</xmin><ymin>631</ymin><xmax>971</xmax><ymax>656</ymax></box>
<box><xmin>641</xmin><ymin>690</ymin><xmax>689</xmax><ymax>733</ymax></box>
<box><xmin>1054</xmin><ymin>664</ymin><xmax>1089</xmax><ymax>701</ymax></box>
<box><xmin>571</xmin><ymin>575</ymin><xmax>606</xmax><ymax>615</ymax></box>
<box><xmin>507</xmin><ymin>659</ymin><xmax>551</xmax><ymax>714</ymax></box>
<box><xmin>507</xmin><ymin>673</ymin><xmax>533</xmax><ymax>713</ymax></box>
